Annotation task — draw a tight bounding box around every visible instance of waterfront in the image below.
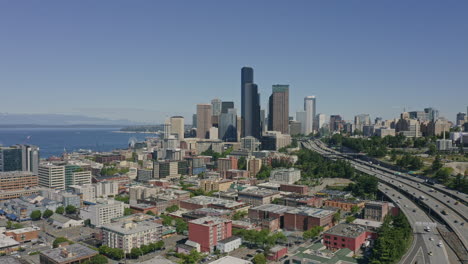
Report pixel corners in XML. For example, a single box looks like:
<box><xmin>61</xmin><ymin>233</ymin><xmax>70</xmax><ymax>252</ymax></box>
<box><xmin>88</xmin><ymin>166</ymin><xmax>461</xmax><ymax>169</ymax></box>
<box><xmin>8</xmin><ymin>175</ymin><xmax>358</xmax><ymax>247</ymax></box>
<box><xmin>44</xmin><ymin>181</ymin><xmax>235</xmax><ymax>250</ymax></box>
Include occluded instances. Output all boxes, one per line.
<box><xmin>0</xmin><ymin>128</ymin><xmax>152</xmax><ymax>158</ymax></box>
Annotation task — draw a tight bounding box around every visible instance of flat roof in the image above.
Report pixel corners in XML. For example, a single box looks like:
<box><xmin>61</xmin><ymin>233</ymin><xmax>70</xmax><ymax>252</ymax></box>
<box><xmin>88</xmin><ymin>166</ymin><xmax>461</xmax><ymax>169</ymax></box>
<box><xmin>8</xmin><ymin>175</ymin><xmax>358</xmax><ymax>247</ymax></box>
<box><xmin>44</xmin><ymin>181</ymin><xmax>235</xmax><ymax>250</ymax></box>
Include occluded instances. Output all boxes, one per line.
<box><xmin>0</xmin><ymin>234</ymin><xmax>20</xmax><ymax>249</ymax></box>
<box><xmin>40</xmin><ymin>243</ymin><xmax>97</xmax><ymax>262</ymax></box>
<box><xmin>189</xmin><ymin>216</ymin><xmax>231</xmax><ymax>226</ymax></box>
<box><xmin>250</xmin><ymin>204</ymin><xmax>295</xmax><ymax>214</ymax></box>
<box><xmin>324</xmin><ymin>223</ymin><xmax>367</xmax><ymax>238</ymax></box>
<box><xmin>287</xmin><ymin>206</ymin><xmax>335</xmax><ymax>218</ymax></box>
<box><xmin>102</xmin><ymin>221</ymin><xmax>162</xmax><ymax>235</ymax></box>
<box><xmin>210</xmin><ymin>256</ymin><xmax>252</xmax><ymax>264</ymax></box>
<box><xmin>218</xmin><ymin>236</ymin><xmax>241</xmax><ymax>244</ymax></box>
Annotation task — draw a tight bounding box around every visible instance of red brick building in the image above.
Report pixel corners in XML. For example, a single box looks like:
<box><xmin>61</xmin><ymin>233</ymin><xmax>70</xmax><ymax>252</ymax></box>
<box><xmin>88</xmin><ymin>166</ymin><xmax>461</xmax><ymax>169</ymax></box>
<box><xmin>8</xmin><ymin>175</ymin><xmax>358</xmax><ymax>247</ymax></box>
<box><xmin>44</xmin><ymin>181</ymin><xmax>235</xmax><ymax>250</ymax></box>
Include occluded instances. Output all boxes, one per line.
<box><xmin>279</xmin><ymin>184</ymin><xmax>309</xmax><ymax>195</ymax></box>
<box><xmin>95</xmin><ymin>154</ymin><xmax>125</xmax><ymax>163</ymax></box>
<box><xmin>277</xmin><ymin>194</ymin><xmax>323</xmax><ymax>208</ymax></box>
<box><xmin>324</xmin><ymin>199</ymin><xmax>365</xmax><ymax>212</ymax></box>
<box><xmin>267</xmin><ymin>246</ymin><xmax>288</xmax><ymax>261</ymax></box>
<box><xmin>322</xmin><ymin>223</ymin><xmax>377</xmax><ymax>253</ymax></box>
<box><xmin>188</xmin><ymin>216</ymin><xmax>232</xmax><ymax>252</ymax></box>
<box><xmin>283</xmin><ymin>207</ymin><xmax>335</xmax><ymax>231</ymax></box>
<box><xmin>5</xmin><ymin>226</ymin><xmax>40</xmax><ymax>242</ymax></box>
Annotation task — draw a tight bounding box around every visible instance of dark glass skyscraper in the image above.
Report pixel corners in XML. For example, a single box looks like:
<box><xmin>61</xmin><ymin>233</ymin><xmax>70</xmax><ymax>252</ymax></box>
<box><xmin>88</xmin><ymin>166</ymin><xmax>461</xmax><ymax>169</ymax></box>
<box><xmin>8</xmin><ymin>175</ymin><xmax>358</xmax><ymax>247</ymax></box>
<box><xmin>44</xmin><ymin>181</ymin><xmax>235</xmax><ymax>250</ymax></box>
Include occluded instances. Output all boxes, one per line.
<box><xmin>241</xmin><ymin>67</ymin><xmax>261</xmax><ymax>138</ymax></box>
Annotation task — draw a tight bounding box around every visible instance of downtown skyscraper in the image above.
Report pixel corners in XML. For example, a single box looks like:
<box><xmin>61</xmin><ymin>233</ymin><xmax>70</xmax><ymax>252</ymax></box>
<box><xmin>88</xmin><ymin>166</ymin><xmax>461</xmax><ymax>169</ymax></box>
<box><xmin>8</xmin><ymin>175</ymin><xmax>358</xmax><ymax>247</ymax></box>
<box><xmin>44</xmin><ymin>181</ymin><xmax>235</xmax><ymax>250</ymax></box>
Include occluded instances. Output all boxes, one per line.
<box><xmin>304</xmin><ymin>96</ymin><xmax>316</xmax><ymax>134</ymax></box>
<box><xmin>241</xmin><ymin>67</ymin><xmax>261</xmax><ymax>139</ymax></box>
<box><xmin>268</xmin><ymin>85</ymin><xmax>289</xmax><ymax>134</ymax></box>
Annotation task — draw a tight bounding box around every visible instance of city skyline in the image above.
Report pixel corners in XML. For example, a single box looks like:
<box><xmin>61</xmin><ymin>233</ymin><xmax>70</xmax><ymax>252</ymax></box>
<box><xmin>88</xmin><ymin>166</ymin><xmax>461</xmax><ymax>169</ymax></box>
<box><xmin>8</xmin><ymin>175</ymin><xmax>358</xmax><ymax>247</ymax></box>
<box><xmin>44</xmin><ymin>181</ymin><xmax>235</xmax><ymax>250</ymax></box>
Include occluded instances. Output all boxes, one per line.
<box><xmin>1</xmin><ymin>1</ymin><xmax>467</xmax><ymax>123</ymax></box>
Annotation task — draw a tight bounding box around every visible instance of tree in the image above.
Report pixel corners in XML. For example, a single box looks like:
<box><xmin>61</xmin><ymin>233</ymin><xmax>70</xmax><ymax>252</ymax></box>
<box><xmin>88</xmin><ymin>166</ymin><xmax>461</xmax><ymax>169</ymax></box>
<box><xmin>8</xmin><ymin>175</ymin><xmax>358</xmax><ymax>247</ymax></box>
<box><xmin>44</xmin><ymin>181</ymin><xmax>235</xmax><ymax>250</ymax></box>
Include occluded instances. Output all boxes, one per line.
<box><xmin>346</xmin><ymin>216</ymin><xmax>356</xmax><ymax>223</ymax></box>
<box><xmin>232</xmin><ymin>210</ymin><xmax>247</xmax><ymax>220</ymax></box>
<box><xmin>65</xmin><ymin>205</ymin><xmax>77</xmax><ymax>214</ymax></box>
<box><xmin>432</xmin><ymin>155</ymin><xmax>443</xmax><ymax>171</ymax></box>
<box><xmin>55</xmin><ymin>206</ymin><xmax>65</xmax><ymax>214</ymax></box>
<box><xmin>155</xmin><ymin>240</ymin><xmax>165</xmax><ymax>250</ymax></box>
<box><xmin>333</xmin><ymin>211</ymin><xmax>341</xmax><ymax>224</ymax></box>
<box><xmin>428</xmin><ymin>144</ymin><xmax>437</xmax><ymax>155</ymax></box>
<box><xmin>166</xmin><ymin>205</ymin><xmax>179</xmax><ymax>213</ymax></box>
<box><xmin>178</xmin><ymin>249</ymin><xmax>203</xmax><ymax>264</ymax></box>
<box><xmin>351</xmin><ymin>205</ymin><xmax>360</xmax><ymax>214</ymax></box>
<box><xmin>238</xmin><ymin>156</ymin><xmax>247</xmax><ymax>170</ymax></box>
<box><xmin>303</xmin><ymin>226</ymin><xmax>324</xmax><ymax>240</ymax></box>
<box><xmin>252</xmin><ymin>253</ymin><xmax>267</xmax><ymax>264</ymax></box>
<box><xmin>124</xmin><ymin>208</ymin><xmax>133</xmax><ymax>216</ymax></box>
<box><xmin>114</xmin><ymin>195</ymin><xmax>130</xmax><ymax>204</ymax></box>
<box><xmin>53</xmin><ymin>237</ymin><xmax>71</xmax><ymax>248</ymax></box>
<box><xmin>13</xmin><ymin>223</ymin><xmax>23</xmax><ymax>229</ymax></box>
<box><xmin>146</xmin><ymin>211</ymin><xmax>155</xmax><ymax>216</ymax></box>
<box><xmin>43</xmin><ymin>209</ymin><xmax>54</xmax><ymax>219</ymax></box>
<box><xmin>88</xmin><ymin>254</ymin><xmax>108</xmax><ymax>264</ymax></box>
<box><xmin>130</xmin><ymin>247</ymin><xmax>143</xmax><ymax>259</ymax></box>
<box><xmin>30</xmin><ymin>210</ymin><xmax>42</xmax><ymax>221</ymax></box>
<box><xmin>6</xmin><ymin>220</ymin><xmax>13</xmax><ymax>229</ymax></box>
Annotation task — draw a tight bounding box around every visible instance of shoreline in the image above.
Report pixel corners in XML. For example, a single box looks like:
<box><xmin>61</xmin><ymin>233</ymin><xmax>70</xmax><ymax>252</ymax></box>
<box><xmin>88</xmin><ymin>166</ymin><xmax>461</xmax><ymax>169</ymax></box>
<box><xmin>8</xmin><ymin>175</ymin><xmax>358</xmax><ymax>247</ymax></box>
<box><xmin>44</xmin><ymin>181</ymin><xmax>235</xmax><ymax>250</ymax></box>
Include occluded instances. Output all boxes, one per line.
<box><xmin>112</xmin><ymin>131</ymin><xmax>160</xmax><ymax>134</ymax></box>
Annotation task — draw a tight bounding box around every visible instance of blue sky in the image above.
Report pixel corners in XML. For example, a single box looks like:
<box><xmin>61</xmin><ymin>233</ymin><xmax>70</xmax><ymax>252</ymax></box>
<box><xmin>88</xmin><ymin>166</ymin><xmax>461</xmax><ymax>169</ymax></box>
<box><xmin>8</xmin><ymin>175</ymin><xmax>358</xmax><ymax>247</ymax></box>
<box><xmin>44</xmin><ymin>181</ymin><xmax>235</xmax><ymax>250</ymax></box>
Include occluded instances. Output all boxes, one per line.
<box><xmin>1</xmin><ymin>0</ymin><xmax>467</xmax><ymax>124</ymax></box>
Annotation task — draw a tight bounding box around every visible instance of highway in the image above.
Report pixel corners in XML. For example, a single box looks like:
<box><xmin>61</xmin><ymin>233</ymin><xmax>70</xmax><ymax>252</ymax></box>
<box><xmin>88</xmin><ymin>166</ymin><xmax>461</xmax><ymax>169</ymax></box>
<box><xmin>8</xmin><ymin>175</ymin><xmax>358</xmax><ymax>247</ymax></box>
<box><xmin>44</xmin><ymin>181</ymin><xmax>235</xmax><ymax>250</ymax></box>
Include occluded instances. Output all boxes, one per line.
<box><xmin>301</xmin><ymin>139</ymin><xmax>468</xmax><ymax>262</ymax></box>
<box><xmin>379</xmin><ymin>182</ymin><xmax>449</xmax><ymax>264</ymax></box>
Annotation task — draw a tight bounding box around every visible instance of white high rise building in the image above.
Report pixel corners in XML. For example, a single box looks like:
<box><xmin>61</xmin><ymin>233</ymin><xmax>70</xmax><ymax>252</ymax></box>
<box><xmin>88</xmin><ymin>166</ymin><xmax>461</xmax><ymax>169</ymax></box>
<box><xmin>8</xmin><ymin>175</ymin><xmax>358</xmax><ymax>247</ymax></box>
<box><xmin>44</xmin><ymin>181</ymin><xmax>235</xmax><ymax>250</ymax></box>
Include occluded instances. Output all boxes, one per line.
<box><xmin>38</xmin><ymin>164</ymin><xmax>65</xmax><ymax>190</ymax></box>
<box><xmin>211</xmin><ymin>98</ymin><xmax>222</xmax><ymax>117</ymax></box>
<box><xmin>304</xmin><ymin>96</ymin><xmax>316</xmax><ymax>134</ymax></box>
<box><xmin>314</xmin><ymin>113</ymin><xmax>327</xmax><ymax>130</ymax></box>
<box><xmin>296</xmin><ymin>111</ymin><xmax>307</xmax><ymax>135</ymax></box>
<box><xmin>170</xmin><ymin>116</ymin><xmax>185</xmax><ymax>140</ymax></box>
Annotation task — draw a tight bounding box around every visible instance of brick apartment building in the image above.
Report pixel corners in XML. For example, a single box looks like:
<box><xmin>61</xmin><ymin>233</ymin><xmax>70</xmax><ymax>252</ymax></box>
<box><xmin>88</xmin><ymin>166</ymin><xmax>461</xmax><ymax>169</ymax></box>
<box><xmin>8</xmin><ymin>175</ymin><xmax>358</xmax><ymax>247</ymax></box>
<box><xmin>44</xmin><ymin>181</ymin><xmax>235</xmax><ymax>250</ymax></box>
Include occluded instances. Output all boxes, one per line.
<box><xmin>324</xmin><ymin>199</ymin><xmax>365</xmax><ymax>211</ymax></box>
<box><xmin>0</xmin><ymin>171</ymin><xmax>38</xmax><ymax>190</ymax></box>
<box><xmin>364</xmin><ymin>201</ymin><xmax>389</xmax><ymax>222</ymax></box>
<box><xmin>283</xmin><ymin>207</ymin><xmax>335</xmax><ymax>231</ymax></box>
<box><xmin>322</xmin><ymin>223</ymin><xmax>378</xmax><ymax>253</ymax></box>
<box><xmin>279</xmin><ymin>184</ymin><xmax>309</xmax><ymax>195</ymax></box>
<box><xmin>188</xmin><ymin>216</ymin><xmax>232</xmax><ymax>252</ymax></box>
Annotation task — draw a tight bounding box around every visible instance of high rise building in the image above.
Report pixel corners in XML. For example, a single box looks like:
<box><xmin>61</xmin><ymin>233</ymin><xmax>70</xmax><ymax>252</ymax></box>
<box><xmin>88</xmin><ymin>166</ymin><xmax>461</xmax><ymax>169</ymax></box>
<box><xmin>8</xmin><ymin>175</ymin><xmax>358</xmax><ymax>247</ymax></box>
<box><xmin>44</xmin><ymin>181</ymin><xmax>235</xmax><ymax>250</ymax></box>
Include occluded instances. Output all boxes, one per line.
<box><xmin>192</xmin><ymin>114</ymin><xmax>197</xmax><ymax>128</ymax></box>
<box><xmin>296</xmin><ymin>111</ymin><xmax>307</xmax><ymax>135</ymax></box>
<box><xmin>456</xmin><ymin>112</ymin><xmax>466</xmax><ymax>126</ymax></box>
<box><xmin>38</xmin><ymin>163</ymin><xmax>65</xmax><ymax>190</ymax></box>
<box><xmin>304</xmin><ymin>96</ymin><xmax>316</xmax><ymax>134</ymax></box>
<box><xmin>424</xmin><ymin>107</ymin><xmax>439</xmax><ymax>122</ymax></box>
<box><xmin>268</xmin><ymin>85</ymin><xmax>289</xmax><ymax>134</ymax></box>
<box><xmin>314</xmin><ymin>113</ymin><xmax>327</xmax><ymax>130</ymax></box>
<box><xmin>211</xmin><ymin>98</ymin><xmax>222</xmax><ymax>117</ymax></box>
<box><xmin>330</xmin><ymin>115</ymin><xmax>343</xmax><ymax>132</ymax></box>
<box><xmin>170</xmin><ymin>116</ymin><xmax>185</xmax><ymax>140</ymax></box>
<box><xmin>260</xmin><ymin>109</ymin><xmax>266</xmax><ymax>134</ymax></box>
<box><xmin>0</xmin><ymin>145</ymin><xmax>39</xmax><ymax>174</ymax></box>
<box><xmin>241</xmin><ymin>67</ymin><xmax>261</xmax><ymax>139</ymax></box>
<box><xmin>188</xmin><ymin>216</ymin><xmax>233</xmax><ymax>252</ymax></box>
<box><xmin>219</xmin><ymin>108</ymin><xmax>237</xmax><ymax>142</ymax></box>
<box><xmin>354</xmin><ymin>114</ymin><xmax>371</xmax><ymax>132</ymax></box>
<box><xmin>196</xmin><ymin>104</ymin><xmax>212</xmax><ymax>139</ymax></box>
<box><xmin>163</xmin><ymin>118</ymin><xmax>171</xmax><ymax>139</ymax></box>
<box><xmin>221</xmin><ymin>101</ymin><xmax>234</xmax><ymax>114</ymax></box>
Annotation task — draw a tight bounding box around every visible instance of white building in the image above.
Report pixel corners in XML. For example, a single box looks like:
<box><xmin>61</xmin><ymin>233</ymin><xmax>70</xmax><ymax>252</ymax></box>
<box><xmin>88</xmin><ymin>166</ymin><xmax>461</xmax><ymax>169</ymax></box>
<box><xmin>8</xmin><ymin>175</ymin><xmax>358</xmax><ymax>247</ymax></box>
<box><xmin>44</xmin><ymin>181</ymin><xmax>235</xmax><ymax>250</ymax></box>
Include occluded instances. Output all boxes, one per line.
<box><xmin>270</xmin><ymin>168</ymin><xmax>301</xmax><ymax>184</ymax></box>
<box><xmin>217</xmin><ymin>236</ymin><xmax>242</xmax><ymax>253</ymax></box>
<box><xmin>39</xmin><ymin>164</ymin><xmax>65</xmax><ymax>190</ymax></box>
<box><xmin>49</xmin><ymin>214</ymin><xmax>84</xmax><ymax>228</ymax></box>
<box><xmin>314</xmin><ymin>113</ymin><xmax>327</xmax><ymax>130</ymax></box>
<box><xmin>70</xmin><ymin>181</ymin><xmax>118</xmax><ymax>203</ymax></box>
<box><xmin>304</xmin><ymin>96</ymin><xmax>316</xmax><ymax>134</ymax></box>
<box><xmin>296</xmin><ymin>111</ymin><xmax>307</xmax><ymax>135</ymax></box>
<box><xmin>79</xmin><ymin>199</ymin><xmax>125</xmax><ymax>227</ymax></box>
<box><xmin>101</xmin><ymin>221</ymin><xmax>163</xmax><ymax>253</ymax></box>
<box><xmin>170</xmin><ymin>116</ymin><xmax>185</xmax><ymax>140</ymax></box>
<box><xmin>241</xmin><ymin>136</ymin><xmax>260</xmax><ymax>152</ymax></box>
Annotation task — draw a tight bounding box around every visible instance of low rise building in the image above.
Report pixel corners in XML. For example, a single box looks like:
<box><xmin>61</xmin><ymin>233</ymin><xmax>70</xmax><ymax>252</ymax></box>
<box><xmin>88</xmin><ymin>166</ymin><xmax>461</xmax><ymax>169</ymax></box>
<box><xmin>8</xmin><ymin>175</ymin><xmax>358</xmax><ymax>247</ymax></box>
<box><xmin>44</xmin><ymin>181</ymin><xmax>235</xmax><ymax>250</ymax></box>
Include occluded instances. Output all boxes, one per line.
<box><xmin>276</xmin><ymin>194</ymin><xmax>323</xmax><ymax>208</ymax></box>
<box><xmin>49</xmin><ymin>214</ymin><xmax>84</xmax><ymax>228</ymax></box>
<box><xmin>5</xmin><ymin>226</ymin><xmax>40</xmax><ymax>242</ymax></box>
<box><xmin>180</xmin><ymin>195</ymin><xmax>249</xmax><ymax>212</ymax></box>
<box><xmin>79</xmin><ymin>199</ymin><xmax>125</xmax><ymax>227</ymax></box>
<box><xmin>279</xmin><ymin>184</ymin><xmax>308</xmax><ymax>195</ymax></box>
<box><xmin>238</xmin><ymin>188</ymin><xmax>281</xmax><ymax>206</ymax></box>
<box><xmin>216</xmin><ymin>236</ymin><xmax>242</xmax><ymax>253</ymax></box>
<box><xmin>102</xmin><ymin>221</ymin><xmax>163</xmax><ymax>253</ymax></box>
<box><xmin>0</xmin><ymin>171</ymin><xmax>38</xmax><ymax>190</ymax></box>
<box><xmin>188</xmin><ymin>216</ymin><xmax>232</xmax><ymax>252</ymax></box>
<box><xmin>322</xmin><ymin>223</ymin><xmax>377</xmax><ymax>253</ymax></box>
<box><xmin>364</xmin><ymin>201</ymin><xmax>389</xmax><ymax>222</ymax></box>
<box><xmin>284</xmin><ymin>207</ymin><xmax>335</xmax><ymax>231</ymax></box>
<box><xmin>324</xmin><ymin>199</ymin><xmax>365</xmax><ymax>212</ymax></box>
<box><xmin>269</xmin><ymin>168</ymin><xmax>301</xmax><ymax>184</ymax></box>
<box><xmin>267</xmin><ymin>245</ymin><xmax>288</xmax><ymax>261</ymax></box>
<box><xmin>39</xmin><ymin>243</ymin><xmax>98</xmax><ymax>264</ymax></box>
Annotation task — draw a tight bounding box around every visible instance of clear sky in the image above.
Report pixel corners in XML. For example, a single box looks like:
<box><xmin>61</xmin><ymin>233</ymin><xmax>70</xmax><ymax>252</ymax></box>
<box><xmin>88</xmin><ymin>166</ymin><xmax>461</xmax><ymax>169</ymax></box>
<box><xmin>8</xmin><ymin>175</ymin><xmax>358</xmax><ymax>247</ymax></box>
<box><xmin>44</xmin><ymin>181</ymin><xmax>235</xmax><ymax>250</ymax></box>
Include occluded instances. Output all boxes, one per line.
<box><xmin>1</xmin><ymin>0</ymin><xmax>467</xmax><ymax>124</ymax></box>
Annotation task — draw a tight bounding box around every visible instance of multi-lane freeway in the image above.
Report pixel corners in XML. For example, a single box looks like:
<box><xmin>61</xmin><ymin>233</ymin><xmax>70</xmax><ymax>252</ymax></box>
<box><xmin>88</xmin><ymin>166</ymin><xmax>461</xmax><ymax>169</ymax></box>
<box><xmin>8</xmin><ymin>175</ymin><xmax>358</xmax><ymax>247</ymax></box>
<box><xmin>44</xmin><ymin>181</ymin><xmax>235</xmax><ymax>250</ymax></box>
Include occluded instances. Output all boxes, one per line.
<box><xmin>301</xmin><ymin>139</ymin><xmax>468</xmax><ymax>263</ymax></box>
<box><xmin>379</xmin><ymin>182</ymin><xmax>449</xmax><ymax>264</ymax></box>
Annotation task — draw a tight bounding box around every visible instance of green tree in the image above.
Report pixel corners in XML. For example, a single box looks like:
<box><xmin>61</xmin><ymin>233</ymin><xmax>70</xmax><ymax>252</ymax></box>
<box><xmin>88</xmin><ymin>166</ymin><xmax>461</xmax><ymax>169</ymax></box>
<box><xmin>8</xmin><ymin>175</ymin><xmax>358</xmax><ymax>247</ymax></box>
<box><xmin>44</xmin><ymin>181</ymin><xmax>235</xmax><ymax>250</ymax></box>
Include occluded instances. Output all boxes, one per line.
<box><xmin>238</xmin><ymin>156</ymin><xmax>247</xmax><ymax>170</ymax></box>
<box><xmin>130</xmin><ymin>247</ymin><xmax>143</xmax><ymax>259</ymax></box>
<box><xmin>43</xmin><ymin>209</ymin><xmax>54</xmax><ymax>219</ymax></box>
<box><xmin>432</xmin><ymin>155</ymin><xmax>443</xmax><ymax>171</ymax></box>
<box><xmin>178</xmin><ymin>249</ymin><xmax>203</xmax><ymax>264</ymax></box>
<box><xmin>88</xmin><ymin>254</ymin><xmax>108</xmax><ymax>264</ymax></box>
<box><xmin>114</xmin><ymin>195</ymin><xmax>130</xmax><ymax>204</ymax></box>
<box><xmin>6</xmin><ymin>220</ymin><xmax>13</xmax><ymax>229</ymax></box>
<box><xmin>65</xmin><ymin>205</ymin><xmax>77</xmax><ymax>214</ymax></box>
<box><xmin>232</xmin><ymin>210</ymin><xmax>247</xmax><ymax>220</ymax></box>
<box><xmin>165</xmin><ymin>205</ymin><xmax>179</xmax><ymax>213</ymax></box>
<box><xmin>55</xmin><ymin>206</ymin><xmax>65</xmax><ymax>214</ymax></box>
<box><xmin>428</xmin><ymin>144</ymin><xmax>437</xmax><ymax>155</ymax></box>
<box><xmin>346</xmin><ymin>216</ymin><xmax>356</xmax><ymax>223</ymax></box>
<box><xmin>303</xmin><ymin>226</ymin><xmax>324</xmax><ymax>240</ymax></box>
<box><xmin>333</xmin><ymin>211</ymin><xmax>341</xmax><ymax>224</ymax></box>
<box><xmin>124</xmin><ymin>208</ymin><xmax>133</xmax><ymax>216</ymax></box>
<box><xmin>146</xmin><ymin>211</ymin><xmax>156</xmax><ymax>216</ymax></box>
<box><xmin>13</xmin><ymin>223</ymin><xmax>23</xmax><ymax>229</ymax></box>
<box><xmin>30</xmin><ymin>210</ymin><xmax>42</xmax><ymax>221</ymax></box>
<box><xmin>252</xmin><ymin>253</ymin><xmax>267</xmax><ymax>264</ymax></box>
<box><xmin>53</xmin><ymin>237</ymin><xmax>72</xmax><ymax>248</ymax></box>
<box><xmin>155</xmin><ymin>240</ymin><xmax>165</xmax><ymax>250</ymax></box>
<box><xmin>351</xmin><ymin>205</ymin><xmax>360</xmax><ymax>214</ymax></box>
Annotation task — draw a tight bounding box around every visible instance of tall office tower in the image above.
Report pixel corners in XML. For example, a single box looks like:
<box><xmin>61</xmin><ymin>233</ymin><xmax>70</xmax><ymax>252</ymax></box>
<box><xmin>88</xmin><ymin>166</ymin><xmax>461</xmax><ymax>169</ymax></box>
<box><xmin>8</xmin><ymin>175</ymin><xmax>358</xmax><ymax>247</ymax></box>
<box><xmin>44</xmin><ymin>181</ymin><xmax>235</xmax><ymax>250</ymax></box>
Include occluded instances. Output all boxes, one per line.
<box><xmin>330</xmin><ymin>115</ymin><xmax>343</xmax><ymax>132</ymax></box>
<box><xmin>221</xmin><ymin>101</ymin><xmax>234</xmax><ymax>114</ymax></box>
<box><xmin>170</xmin><ymin>116</ymin><xmax>185</xmax><ymax>140</ymax></box>
<box><xmin>374</xmin><ymin>117</ymin><xmax>383</xmax><ymax>126</ymax></box>
<box><xmin>39</xmin><ymin>163</ymin><xmax>65</xmax><ymax>190</ymax></box>
<box><xmin>314</xmin><ymin>113</ymin><xmax>327</xmax><ymax>131</ymax></box>
<box><xmin>456</xmin><ymin>112</ymin><xmax>466</xmax><ymax>126</ymax></box>
<box><xmin>21</xmin><ymin>145</ymin><xmax>39</xmax><ymax>175</ymax></box>
<box><xmin>354</xmin><ymin>114</ymin><xmax>371</xmax><ymax>132</ymax></box>
<box><xmin>197</xmin><ymin>104</ymin><xmax>212</xmax><ymax>139</ymax></box>
<box><xmin>0</xmin><ymin>145</ymin><xmax>39</xmax><ymax>174</ymax></box>
<box><xmin>163</xmin><ymin>118</ymin><xmax>172</xmax><ymax>139</ymax></box>
<box><xmin>192</xmin><ymin>114</ymin><xmax>197</xmax><ymax>128</ymax></box>
<box><xmin>296</xmin><ymin>111</ymin><xmax>307</xmax><ymax>135</ymax></box>
<box><xmin>260</xmin><ymin>109</ymin><xmax>266</xmax><ymax>134</ymax></box>
<box><xmin>304</xmin><ymin>96</ymin><xmax>316</xmax><ymax>134</ymax></box>
<box><xmin>219</xmin><ymin>108</ymin><xmax>238</xmax><ymax>142</ymax></box>
<box><xmin>268</xmin><ymin>85</ymin><xmax>289</xmax><ymax>134</ymax></box>
<box><xmin>424</xmin><ymin>107</ymin><xmax>439</xmax><ymax>122</ymax></box>
<box><xmin>211</xmin><ymin>98</ymin><xmax>222</xmax><ymax>117</ymax></box>
<box><xmin>241</xmin><ymin>67</ymin><xmax>261</xmax><ymax>138</ymax></box>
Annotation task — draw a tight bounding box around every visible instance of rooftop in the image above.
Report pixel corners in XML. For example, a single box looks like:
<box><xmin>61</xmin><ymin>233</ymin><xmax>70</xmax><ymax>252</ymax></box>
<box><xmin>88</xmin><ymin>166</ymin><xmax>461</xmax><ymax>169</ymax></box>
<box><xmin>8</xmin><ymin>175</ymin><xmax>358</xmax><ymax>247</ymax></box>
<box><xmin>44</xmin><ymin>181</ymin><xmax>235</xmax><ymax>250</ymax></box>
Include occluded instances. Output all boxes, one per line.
<box><xmin>7</xmin><ymin>226</ymin><xmax>40</xmax><ymax>234</ymax></box>
<box><xmin>250</xmin><ymin>204</ymin><xmax>295</xmax><ymax>214</ymax></box>
<box><xmin>238</xmin><ymin>188</ymin><xmax>280</xmax><ymax>197</ymax></box>
<box><xmin>189</xmin><ymin>216</ymin><xmax>231</xmax><ymax>226</ymax></box>
<box><xmin>102</xmin><ymin>221</ymin><xmax>162</xmax><ymax>235</ymax></box>
<box><xmin>286</xmin><ymin>206</ymin><xmax>335</xmax><ymax>218</ymax></box>
<box><xmin>324</xmin><ymin>223</ymin><xmax>367</xmax><ymax>238</ymax></box>
<box><xmin>210</xmin><ymin>256</ymin><xmax>252</xmax><ymax>264</ymax></box>
<box><xmin>0</xmin><ymin>234</ymin><xmax>20</xmax><ymax>249</ymax></box>
<box><xmin>40</xmin><ymin>243</ymin><xmax>98</xmax><ymax>262</ymax></box>
<box><xmin>218</xmin><ymin>236</ymin><xmax>241</xmax><ymax>244</ymax></box>
<box><xmin>184</xmin><ymin>195</ymin><xmax>246</xmax><ymax>208</ymax></box>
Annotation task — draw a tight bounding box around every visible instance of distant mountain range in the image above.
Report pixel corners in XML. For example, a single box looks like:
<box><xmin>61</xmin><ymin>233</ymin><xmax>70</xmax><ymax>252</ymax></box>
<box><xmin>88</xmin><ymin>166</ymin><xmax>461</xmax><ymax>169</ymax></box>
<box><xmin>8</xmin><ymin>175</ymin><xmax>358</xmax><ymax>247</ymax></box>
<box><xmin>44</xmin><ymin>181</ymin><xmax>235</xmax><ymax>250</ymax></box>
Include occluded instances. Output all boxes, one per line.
<box><xmin>0</xmin><ymin>113</ymin><xmax>146</xmax><ymax>127</ymax></box>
